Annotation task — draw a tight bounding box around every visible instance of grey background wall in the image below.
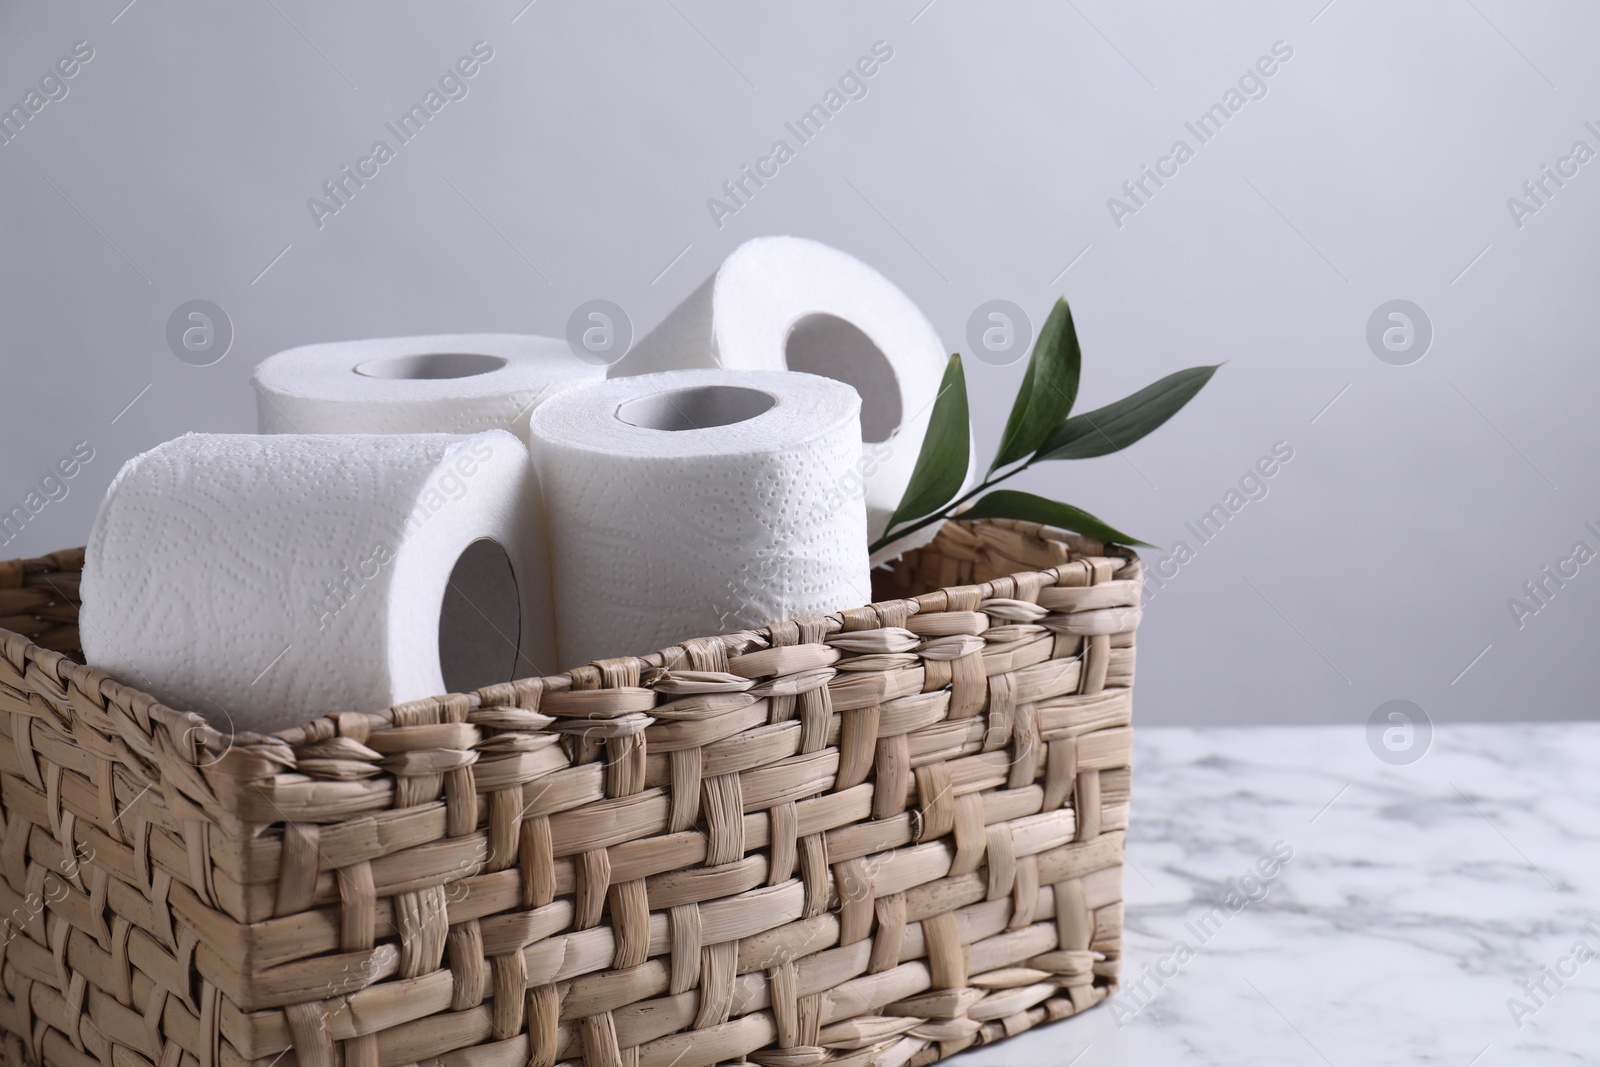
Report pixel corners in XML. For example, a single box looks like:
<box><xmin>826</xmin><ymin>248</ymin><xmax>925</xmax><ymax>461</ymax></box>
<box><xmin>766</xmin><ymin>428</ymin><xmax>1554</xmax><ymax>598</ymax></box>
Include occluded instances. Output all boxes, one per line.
<box><xmin>1</xmin><ymin>1</ymin><xmax>1595</xmax><ymax>727</ymax></box>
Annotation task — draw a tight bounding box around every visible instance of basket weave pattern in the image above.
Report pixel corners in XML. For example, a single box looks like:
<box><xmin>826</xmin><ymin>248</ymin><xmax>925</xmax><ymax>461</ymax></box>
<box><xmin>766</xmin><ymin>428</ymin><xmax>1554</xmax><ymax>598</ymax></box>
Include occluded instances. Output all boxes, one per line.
<box><xmin>0</xmin><ymin>519</ymin><xmax>1138</xmax><ymax>1067</ymax></box>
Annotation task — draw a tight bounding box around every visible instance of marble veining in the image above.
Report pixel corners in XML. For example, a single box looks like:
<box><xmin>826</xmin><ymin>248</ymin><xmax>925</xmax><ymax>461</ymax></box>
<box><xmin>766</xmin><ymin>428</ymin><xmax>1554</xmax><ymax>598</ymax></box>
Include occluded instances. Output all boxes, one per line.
<box><xmin>947</xmin><ymin>723</ymin><xmax>1600</xmax><ymax>1066</ymax></box>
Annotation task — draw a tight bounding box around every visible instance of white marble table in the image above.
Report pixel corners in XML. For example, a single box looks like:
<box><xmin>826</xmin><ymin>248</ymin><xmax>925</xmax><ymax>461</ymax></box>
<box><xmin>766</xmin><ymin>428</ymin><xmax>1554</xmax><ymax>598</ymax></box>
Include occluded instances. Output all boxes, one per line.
<box><xmin>949</xmin><ymin>723</ymin><xmax>1600</xmax><ymax>1066</ymax></box>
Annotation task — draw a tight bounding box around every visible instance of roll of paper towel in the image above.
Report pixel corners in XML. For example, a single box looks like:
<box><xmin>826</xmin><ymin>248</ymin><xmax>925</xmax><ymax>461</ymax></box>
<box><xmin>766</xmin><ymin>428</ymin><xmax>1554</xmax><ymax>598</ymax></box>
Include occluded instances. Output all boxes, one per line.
<box><xmin>608</xmin><ymin>236</ymin><xmax>967</xmax><ymax>555</ymax></box>
<box><xmin>82</xmin><ymin>431</ymin><xmax>548</xmax><ymax>735</ymax></box>
<box><xmin>529</xmin><ymin>369</ymin><xmax>871</xmax><ymax>668</ymax></box>
<box><xmin>253</xmin><ymin>333</ymin><xmax>600</xmax><ymax>443</ymax></box>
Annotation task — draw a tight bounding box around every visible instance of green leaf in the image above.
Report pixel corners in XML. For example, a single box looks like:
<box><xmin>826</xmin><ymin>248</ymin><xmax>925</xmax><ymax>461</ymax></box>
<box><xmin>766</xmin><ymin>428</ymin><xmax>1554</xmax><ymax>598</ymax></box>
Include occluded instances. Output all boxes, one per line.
<box><xmin>962</xmin><ymin>489</ymin><xmax>1154</xmax><ymax>548</ymax></box>
<box><xmin>989</xmin><ymin>297</ymin><xmax>1082</xmax><ymax>473</ymax></box>
<box><xmin>885</xmin><ymin>354</ymin><xmax>971</xmax><ymax>531</ymax></box>
<box><xmin>1037</xmin><ymin>365</ymin><xmax>1218</xmax><ymax>461</ymax></box>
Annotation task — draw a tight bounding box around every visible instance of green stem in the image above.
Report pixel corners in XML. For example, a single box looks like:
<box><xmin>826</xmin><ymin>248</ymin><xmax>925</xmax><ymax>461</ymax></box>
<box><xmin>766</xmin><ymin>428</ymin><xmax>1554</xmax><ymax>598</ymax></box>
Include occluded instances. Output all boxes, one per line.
<box><xmin>868</xmin><ymin>458</ymin><xmax>1036</xmax><ymax>556</ymax></box>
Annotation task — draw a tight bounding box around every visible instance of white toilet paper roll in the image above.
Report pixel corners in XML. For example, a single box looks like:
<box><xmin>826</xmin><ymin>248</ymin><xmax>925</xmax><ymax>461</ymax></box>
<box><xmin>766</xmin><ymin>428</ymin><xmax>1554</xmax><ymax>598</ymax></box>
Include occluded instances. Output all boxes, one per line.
<box><xmin>82</xmin><ymin>431</ymin><xmax>547</xmax><ymax>735</ymax></box>
<box><xmin>253</xmin><ymin>333</ymin><xmax>601</xmax><ymax>444</ymax></box>
<box><xmin>529</xmin><ymin>370</ymin><xmax>871</xmax><ymax>668</ymax></box>
<box><xmin>609</xmin><ymin>236</ymin><xmax>968</xmax><ymax>555</ymax></box>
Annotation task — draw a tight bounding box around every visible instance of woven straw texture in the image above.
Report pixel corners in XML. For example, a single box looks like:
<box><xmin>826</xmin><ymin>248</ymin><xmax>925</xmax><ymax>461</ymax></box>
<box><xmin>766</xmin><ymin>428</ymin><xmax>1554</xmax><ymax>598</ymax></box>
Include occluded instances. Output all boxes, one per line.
<box><xmin>0</xmin><ymin>518</ymin><xmax>1139</xmax><ymax>1067</ymax></box>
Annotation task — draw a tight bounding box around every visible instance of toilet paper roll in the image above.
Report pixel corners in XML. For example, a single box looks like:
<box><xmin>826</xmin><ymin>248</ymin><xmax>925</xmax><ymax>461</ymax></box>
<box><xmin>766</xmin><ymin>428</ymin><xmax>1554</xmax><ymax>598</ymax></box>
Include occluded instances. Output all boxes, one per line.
<box><xmin>82</xmin><ymin>431</ymin><xmax>548</xmax><ymax>735</ymax></box>
<box><xmin>253</xmin><ymin>333</ymin><xmax>601</xmax><ymax>444</ymax></box>
<box><xmin>529</xmin><ymin>369</ymin><xmax>871</xmax><ymax>668</ymax></box>
<box><xmin>609</xmin><ymin>236</ymin><xmax>969</xmax><ymax>553</ymax></box>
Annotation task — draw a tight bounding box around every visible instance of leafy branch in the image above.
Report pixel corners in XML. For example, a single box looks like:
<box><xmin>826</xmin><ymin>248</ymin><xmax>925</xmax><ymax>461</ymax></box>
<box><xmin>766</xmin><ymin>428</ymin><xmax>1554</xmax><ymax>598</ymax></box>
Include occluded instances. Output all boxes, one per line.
<box><xmin>869</xmin><ymin>297</ymin><xmax>1218</xmax><ymax>557</ymax></box>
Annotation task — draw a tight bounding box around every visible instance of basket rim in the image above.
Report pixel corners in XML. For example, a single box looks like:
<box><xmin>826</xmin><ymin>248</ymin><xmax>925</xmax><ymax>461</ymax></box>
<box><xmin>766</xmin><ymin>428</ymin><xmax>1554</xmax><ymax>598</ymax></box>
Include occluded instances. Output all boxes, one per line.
<box><xmin>0</xmin><ymin>517</ymin><xmax>1138</xmax><ymax>790</ymax></box>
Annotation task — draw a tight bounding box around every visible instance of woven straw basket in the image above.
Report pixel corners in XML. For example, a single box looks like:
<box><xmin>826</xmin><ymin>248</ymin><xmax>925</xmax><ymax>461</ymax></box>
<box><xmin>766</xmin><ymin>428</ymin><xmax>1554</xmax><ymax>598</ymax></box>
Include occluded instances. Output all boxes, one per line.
<box><xmin>0</xmin><ymin>518</ymin><xmax>1139</xmax><ymax>1067</ymax></box>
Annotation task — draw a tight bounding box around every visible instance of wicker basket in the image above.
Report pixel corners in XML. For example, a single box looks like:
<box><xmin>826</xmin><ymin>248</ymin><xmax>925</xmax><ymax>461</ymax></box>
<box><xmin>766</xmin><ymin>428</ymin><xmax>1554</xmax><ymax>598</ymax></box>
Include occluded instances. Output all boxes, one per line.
<box><xmin>0</xmin><ymin>518</ymin><xmax>1139</xmax><ymax>1067</ymax></box>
